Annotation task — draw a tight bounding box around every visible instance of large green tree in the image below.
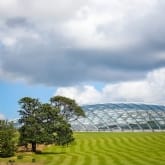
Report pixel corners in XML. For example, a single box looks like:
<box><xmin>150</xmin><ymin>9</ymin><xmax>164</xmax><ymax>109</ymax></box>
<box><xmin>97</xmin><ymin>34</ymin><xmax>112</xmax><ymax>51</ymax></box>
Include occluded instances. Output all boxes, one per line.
<box><xmin>0</xmin><ymin>120</ymin><xmax>17</xmax><ymax>157</ymax></box>
<box><xmin>18</xmin><ymin>97</ymin><xmax>74</xmax><ymax>152</ymax></box>
<box><xmin>18</xmin><ymin>97</ymin><xmax>42</xmax><ymax>152</ymax></box>
<box><xmin>50</xmin><ymin>96</ymin><xmax>85</xmax><ymax>121</ymax></box>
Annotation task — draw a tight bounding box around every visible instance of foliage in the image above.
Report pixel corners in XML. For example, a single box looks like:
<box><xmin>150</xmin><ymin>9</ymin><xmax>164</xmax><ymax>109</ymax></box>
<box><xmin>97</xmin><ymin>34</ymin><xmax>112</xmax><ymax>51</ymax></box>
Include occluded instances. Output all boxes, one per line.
<box><xmin>18</xmin><ymin>97</ymin><xmax>74</xmax><ymax>152</ymax></box>
<box><xmin>18</xmin><ymin>97</ymin><xmax>42</xmax><ymax>152</ymax></box>
<box><xmin>50</xmin><ymin>96</ymin><xmax>85</xmax><ymax>121</ymax></box>
<box><xmin>32</xmin><ymin>158</ymin><xmax>36</xmax><ymax>162</ymax></box>
<box><xmin>55</xmin><ymin>121</ymin><xmax>74</xmax><ymax>146</ymax></box>
<box><xmin>39</xmin><ymin>103</ymin><xmax>74</xmax><ymax>145</ymax></box>
<box><xmin>0</xmin><ymin>120</ymin><xmax>17</xmax><ymax>157</ymax></box>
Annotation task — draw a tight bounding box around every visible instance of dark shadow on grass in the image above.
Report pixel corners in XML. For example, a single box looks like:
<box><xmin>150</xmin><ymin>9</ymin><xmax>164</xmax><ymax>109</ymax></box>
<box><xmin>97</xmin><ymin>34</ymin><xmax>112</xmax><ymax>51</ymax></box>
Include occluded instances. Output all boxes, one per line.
<box><xmin>35</xmin><ymin>151</ymin><xmax>66</xmax><ymax>155</ymax></box>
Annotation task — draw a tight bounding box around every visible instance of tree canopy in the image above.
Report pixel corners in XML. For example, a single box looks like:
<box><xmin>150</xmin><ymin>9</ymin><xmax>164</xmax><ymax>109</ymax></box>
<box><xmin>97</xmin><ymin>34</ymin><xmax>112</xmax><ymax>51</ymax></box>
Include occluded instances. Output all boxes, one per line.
<box><xmin>50</xmin><ymin>96</ymin><xmax>85</xmax><ymax>121</ymax></box>
<box><xmin>18</xmin><ymin>97</ymin><xmax>43</xmax><ymax>152</ymax></box>
<box><xmin>18</xmin><ymin>96</ymin><xmax>76</xmax><ymax>152</ymax></box>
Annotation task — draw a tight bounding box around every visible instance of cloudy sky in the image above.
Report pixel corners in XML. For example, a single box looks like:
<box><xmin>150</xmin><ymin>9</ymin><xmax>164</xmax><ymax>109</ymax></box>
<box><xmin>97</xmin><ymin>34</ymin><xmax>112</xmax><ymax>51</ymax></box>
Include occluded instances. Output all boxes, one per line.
<box><xmin>1</xmin><ymin>0</ymin><xmax>165</xmax><ymax>119</ymax></box>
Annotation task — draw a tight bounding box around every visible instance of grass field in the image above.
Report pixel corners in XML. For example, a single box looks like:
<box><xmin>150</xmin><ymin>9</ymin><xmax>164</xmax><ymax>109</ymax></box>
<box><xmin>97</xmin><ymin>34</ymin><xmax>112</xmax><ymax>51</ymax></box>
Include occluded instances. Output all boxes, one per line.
<box><xmin>1</xmin><ymin>132</ymin><xmax>165</xmax><ymax>165</ymax></box>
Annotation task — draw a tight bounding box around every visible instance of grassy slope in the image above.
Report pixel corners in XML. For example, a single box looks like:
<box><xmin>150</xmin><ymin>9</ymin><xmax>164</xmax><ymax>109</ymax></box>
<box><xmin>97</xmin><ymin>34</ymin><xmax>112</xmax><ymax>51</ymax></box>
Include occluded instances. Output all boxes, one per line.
<box><xmin>1</xmin><ymin>132</ymin><xmax>165</xmax><ymax>165</ymax></box>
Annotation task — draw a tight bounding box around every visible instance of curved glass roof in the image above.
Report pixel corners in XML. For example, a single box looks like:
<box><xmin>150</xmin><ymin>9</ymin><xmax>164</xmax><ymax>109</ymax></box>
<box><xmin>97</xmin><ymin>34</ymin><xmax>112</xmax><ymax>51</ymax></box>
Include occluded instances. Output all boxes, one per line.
<box><xmin>70</xmin><ymin>103</ymin><xmax>165</xmax><ymax>131</ymax></box>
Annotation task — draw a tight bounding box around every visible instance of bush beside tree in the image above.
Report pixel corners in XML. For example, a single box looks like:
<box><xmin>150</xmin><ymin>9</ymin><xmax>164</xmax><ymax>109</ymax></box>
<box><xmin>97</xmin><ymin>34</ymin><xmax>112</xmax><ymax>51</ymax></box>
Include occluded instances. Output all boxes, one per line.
<box><xmin>0</xmin><ymin>120</ymin><xmax>17</xmax><ymax>157</ymax></box>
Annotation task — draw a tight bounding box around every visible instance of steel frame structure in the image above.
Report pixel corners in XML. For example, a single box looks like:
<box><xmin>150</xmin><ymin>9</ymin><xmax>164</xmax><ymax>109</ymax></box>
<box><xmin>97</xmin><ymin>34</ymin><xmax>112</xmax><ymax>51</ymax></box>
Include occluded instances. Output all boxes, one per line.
<box><xmin>70</xmin><ymin>103</ymin><xmax>165</xmax><ymax>131</ymax></box>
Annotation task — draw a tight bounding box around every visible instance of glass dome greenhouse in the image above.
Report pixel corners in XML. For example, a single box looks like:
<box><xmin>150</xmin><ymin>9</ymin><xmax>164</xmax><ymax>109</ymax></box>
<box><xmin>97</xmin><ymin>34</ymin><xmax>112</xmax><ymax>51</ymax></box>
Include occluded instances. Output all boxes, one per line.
<box><xmin>70</xmin><ymin>103</ymin><xmax>165</xmax><ymax>131</ymax></box>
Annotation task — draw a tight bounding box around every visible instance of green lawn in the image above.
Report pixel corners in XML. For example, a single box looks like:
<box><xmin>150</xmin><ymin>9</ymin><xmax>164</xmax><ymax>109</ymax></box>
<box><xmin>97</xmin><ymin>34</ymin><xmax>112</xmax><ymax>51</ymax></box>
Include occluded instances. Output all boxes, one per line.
<box><xmin>1</xmin><ymin>132</ymin><xmax>165</xmax><ymax>165</ymax></box>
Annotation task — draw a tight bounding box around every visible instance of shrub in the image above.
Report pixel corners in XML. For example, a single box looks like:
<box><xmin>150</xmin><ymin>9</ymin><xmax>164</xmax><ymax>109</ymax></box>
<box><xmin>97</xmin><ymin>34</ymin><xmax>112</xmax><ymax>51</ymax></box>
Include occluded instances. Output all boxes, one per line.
<box><xmin>0</xmin><ymin>120</ymin><xmax>17</xmax><ymax>157</ymax></box>
<box><xmin>17</xmin><ymin>155</ymin><xmax>23</xmax><ymax>159</ymax></box>
<box><xmin>32</xmin><ymin>158</ymin><xmax>36</xmax><ymax>162</ymax></box>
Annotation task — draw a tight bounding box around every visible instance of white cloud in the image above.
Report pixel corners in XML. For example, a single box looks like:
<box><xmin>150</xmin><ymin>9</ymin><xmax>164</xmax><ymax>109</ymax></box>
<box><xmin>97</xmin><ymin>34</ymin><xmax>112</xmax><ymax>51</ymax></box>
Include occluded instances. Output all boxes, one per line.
<box><xmin>0</xmin><ymin>0</ymin><xmax>86</xmax><ymax>22</ymax></box>
<box><xmin>0</xmin><ymin>0</ymin><xmax>162</xmax><ymax>49</ymax></box>
<box><xmin>56</xmin><ymin>85</ymin><xmax>102</xmax><ymax>105</ymax></box>
<box><xmin>55</xmin><ymin>67</ymin><xmax>165</xmax><ymax>105</ymax></box>
<box><xmin>0</xmin><ymin>113</ymin><xmax>5</xmax><ymax>120</ymax></box>
<box><xmin>0</xmin><ymin>0</ymin><xmax>165</xmax><ymax>86</ymax></box>
<box><xmin>2</xmin><ymin>37</ymin><xmax>17</xmax><ymax>47</ymax></box>
<box><xmin>62</xmin><ymin>0</ymin><xmax>158</xmax><ymax>49</ymax></box>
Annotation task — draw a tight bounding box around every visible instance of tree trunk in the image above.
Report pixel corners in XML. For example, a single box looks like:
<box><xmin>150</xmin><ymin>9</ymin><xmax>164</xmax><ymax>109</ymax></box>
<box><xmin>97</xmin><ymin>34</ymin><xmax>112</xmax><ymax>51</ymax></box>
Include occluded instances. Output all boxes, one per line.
<box><xmin>31</xmin><ymin>142</ymin><xmax>36</xmax><ymax>152</ymax></box>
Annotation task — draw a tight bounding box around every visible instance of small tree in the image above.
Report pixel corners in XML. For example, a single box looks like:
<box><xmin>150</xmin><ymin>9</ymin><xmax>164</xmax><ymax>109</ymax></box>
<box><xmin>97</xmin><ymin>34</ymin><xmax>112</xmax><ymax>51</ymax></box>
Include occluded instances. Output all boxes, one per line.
<box><xmin>50</xmin><ymin>96</ymin><xmax>85</xmax><ymax>121</ymax></box>
<box><xmin>0</xmin><ymin>120</ymin><xmax>17</xmax><ymax>157</ymax></box>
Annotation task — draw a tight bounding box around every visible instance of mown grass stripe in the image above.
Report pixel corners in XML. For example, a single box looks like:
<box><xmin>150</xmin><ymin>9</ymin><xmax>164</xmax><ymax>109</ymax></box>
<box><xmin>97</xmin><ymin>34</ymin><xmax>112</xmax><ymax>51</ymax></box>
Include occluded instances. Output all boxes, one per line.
<box><xmin>1</xmin><ymin>132</ymin><xmax>165</xmax><ymax>165</ymax></box>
